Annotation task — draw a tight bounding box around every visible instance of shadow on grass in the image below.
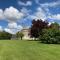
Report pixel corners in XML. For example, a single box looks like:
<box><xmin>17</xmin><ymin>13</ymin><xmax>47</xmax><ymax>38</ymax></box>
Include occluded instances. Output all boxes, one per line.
<box><xmin>38</xmin><ymin>41</ymin><xmax>60</xmax><ymax>45</ymax></box>
<box><xmin>0</xmin><ymin>39</ymin><xmax>60</xmax><ymax>45</ymax></box>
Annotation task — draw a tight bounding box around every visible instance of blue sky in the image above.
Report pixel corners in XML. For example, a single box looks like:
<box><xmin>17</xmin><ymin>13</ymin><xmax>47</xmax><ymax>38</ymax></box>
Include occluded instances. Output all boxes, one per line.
<box><xmin>0</xmin><ymin>0</ymin><xmax>60</xmax><ymax>34</ymax></box>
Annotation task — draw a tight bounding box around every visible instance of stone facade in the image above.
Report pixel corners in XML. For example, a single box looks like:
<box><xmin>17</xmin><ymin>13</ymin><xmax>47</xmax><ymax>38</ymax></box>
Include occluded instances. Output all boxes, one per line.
<box><xmin>21</xmin><ymin>28</ymin><xmax>31</xmax><ymax>40</ymax></box>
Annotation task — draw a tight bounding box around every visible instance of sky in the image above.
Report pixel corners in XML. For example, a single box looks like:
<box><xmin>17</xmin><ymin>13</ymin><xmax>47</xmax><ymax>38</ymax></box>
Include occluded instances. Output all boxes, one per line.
<box><xmin>0</xmin><ymin>0</ymin><xmax>60</xmax><ymax>34</ymax></box>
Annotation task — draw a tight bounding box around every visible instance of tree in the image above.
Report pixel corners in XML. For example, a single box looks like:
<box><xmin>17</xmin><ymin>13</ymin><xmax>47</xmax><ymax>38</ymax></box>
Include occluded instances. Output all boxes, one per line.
<box><xmin>49</xmin><ymin>22</ymin><xmax>59</xmax><ymax>30</ymax></box>
<box><xmin>30</xmin><ymin>19</ymin><xmax>48</xmax><ymax>39</ymax></box>
<box><xmin>0</xmin><ymin>31</ymin><xmax>12</xmax><ymax>40</ymax></box>
<box><xmin>39</xmin><ymin>22</ymin><xmax>60</xmax><ymax>44</ymax></box>
<box><xmin>39</xmin><ymin>28</ymin><xmax>60</xmax><ymax>44</ymax></box>
<box><xmin>16</xmin><ymin>32</ymin><xmax>24</xmax><ymax>40</ymax></box>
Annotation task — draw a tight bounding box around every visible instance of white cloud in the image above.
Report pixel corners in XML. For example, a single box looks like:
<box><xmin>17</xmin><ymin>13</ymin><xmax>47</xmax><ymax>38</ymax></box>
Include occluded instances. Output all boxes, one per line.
<box><xmin>8</xmin><ymin>22</ymin><xmax>23</xmax><ymax>30</ymax></box>
<box><xmin>40</xmin><ymin>1</ymin><xmax>60</xmax><ymax>7</ymax></box>
<box><xmin>21</xmin><ymin>7</ymin><xmax>31</xmax><ymax>16</ymax></box>
<box><xmin>20</xmin><ymin>7</ymin><xmax>48</xmax><ymax>21</ymax></box>
<box><xmin>8</xmin><ymin>22</ymin><xmax>17</xmax><ymax>29</ymax></box>
<box><xmin>0</xmin><ymin>26</ymin><xmax>3</xmax><ymax>31</ymax></box>
<box><xmin>34</xmin><ymin>1</ymin><xmax>60</xmax><ymax>21</ymax></box>
<box><xmin>24</xmin><ymin>6</ymin><xmax>60</xmax><ymax>23</ymax></box>
<box><xmin>4</xmin><ymin>28</ymin><xmax>18</xmax><ymax>34</ymax></box>
<box><xmin>4</xmin><ymin>6</ymin><xmax>24</xmax><ymax>22</ymax></box>
<box><xmin>4</xmin><ymin>28</ymin><xmax>14</xmax><ymax>34</ymax></box>
<box><xmin>18</xmin><ymin>1</ymin><xmax>32</xmax><ymax>6</ymax></box>
<box><xmin>4</xmin><ymin>22</ymin><xmax>23</xmax><ymax>34</ymax></box>
<box><xmin>35</xmin><ymin>0</ymin><xmax>60</xmax><ymax>21</ymax></box>
<box><xmin>29</xmin><ymin>6</ymin><xmax>60</xmax><ymax>22</ymax></box>
<box><xmin>50</xmin><ymin>14</ymin><xmax>60</xmax><ymax>20</ymax></box>
<box><xmin>0</xmin><ymin>6</ymin><xmax>24</xmax><ymax>22</ymax></box>
<box><xmin>29</xmin><ymin>7</ymin><xmax>47</xmax><ymax>21</ymax></box>
<box><xmin>35</xmin><ymin>7</ymin><xmax>46</xmax><ymax>20</ymax></box>
<box><xmin>20</xmin><ymin>5</ymin><xmax>60</xmax><ymax>23</ymax></box>
<box><xmin>35</xmin><ymin>0</ymin><xmax>60</xmax><ymax>7</ymax></box>
<box><xmin>0</xmin><ymin>9</ymin><xmax>4</xmax><ymax>20</ymax></box>
<box><xmin>0</xmin><ymin>6</ymin><xmax>24</xmax><ymax>34</ymax></box>
<box><xmin>17</xmin><ymin>25</ymin><xmax>23</xmax><ymax>31</ymax></box>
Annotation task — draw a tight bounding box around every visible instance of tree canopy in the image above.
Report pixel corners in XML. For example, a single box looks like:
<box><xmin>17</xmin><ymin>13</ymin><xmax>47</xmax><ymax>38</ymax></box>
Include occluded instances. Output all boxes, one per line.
<box><xmin>30</xmin><ymin>19</ymin><xmax>48</xmax><ymax>38</ymax></box>
<box><xmin>16</xmin><ymin>32</ymin><xmax>24</xmax><ymax>40</ymax></box>
<box><xmin>0</xmin><ymin>31</ymin><xmax>12</xmax><ymax>40</ymax></box>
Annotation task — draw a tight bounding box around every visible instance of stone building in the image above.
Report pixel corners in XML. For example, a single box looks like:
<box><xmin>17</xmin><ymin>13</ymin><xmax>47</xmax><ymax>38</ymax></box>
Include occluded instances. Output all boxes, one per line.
<box><xmin>21</xmin><ymin>28</ymin><xmax>31</xmax><ymax>40</ymax></box>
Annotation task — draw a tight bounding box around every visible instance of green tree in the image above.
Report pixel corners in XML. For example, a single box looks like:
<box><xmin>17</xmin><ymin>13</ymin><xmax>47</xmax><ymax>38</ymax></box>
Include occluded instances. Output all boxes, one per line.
<box><xmin>49</xmin><ymin>22</ymin><xmax>59</xmax><ymax>30</ymax></box>
<box><xmin>0</xmin><ymin>31</ymin><xmax>12</xmax><ymax>40</ymax></box>
<box><xmin>39</xmin><ymin>28</ymin><xmax>60</xmax><ymax>44</ymax></box>
<box><xmin>16</xmin><ymin>32</ymin><xmax>24</xmax><ymax>40</ymax></box>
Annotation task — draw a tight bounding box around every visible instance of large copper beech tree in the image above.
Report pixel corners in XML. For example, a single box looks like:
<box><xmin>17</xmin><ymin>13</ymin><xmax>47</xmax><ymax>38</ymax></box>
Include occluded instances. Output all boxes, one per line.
<box><xmin>30</xmin><ymin>19</ymin><xmax>48</xmax><ymax>38</ymax></box>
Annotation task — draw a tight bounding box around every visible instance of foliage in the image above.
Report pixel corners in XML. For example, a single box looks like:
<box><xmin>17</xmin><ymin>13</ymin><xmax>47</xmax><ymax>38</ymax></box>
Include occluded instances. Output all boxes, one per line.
<box><xmin>30</xmin><ymin>20</ymin><xmax>60</xmax><ymax>44</ymax></box>
<box><xmin>49</xmin><ymin>22</ymin><xmax>59</xmax><ymax>30</ymax></box>
<box><xmin>39</xmin><ymin>28</ymin><xmax>60</xmax><ymax>44</ymax></box>
<box><xmin>0</xmin><ymin>31</ymin><xmax>12</xmax><ymax>40</ymax></box>
<box><xmin>16</xmin><ymin>32</ymin><xmax>24</xmax><ymax>40</ymax></box>
<box><xmin>30</xmin><ymin>19</ymin><xmax>48</xmax><ymax>38</ymax></box>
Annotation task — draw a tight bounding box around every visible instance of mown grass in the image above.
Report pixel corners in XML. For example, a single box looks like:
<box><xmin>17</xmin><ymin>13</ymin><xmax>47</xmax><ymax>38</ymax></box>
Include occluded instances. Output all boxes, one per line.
<box><xmin>0</xmin><ymin>40</ymin><xmax>60</xmax><ymax>60</ymax></box>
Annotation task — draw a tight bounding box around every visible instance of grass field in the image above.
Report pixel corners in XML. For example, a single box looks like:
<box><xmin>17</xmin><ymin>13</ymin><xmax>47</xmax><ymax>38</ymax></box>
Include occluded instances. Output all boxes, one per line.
<box><xmin>0</xmin><ymin>40</ymin><xmax>60</xmax><ymax>60</ymax></box>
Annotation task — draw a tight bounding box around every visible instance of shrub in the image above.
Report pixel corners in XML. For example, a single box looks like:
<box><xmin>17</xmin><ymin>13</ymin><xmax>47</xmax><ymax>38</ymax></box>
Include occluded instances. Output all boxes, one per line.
<box><xmin>39</xmin><ymin>28</ymin><xmax>60</xmax><ymax>44</ymax></box>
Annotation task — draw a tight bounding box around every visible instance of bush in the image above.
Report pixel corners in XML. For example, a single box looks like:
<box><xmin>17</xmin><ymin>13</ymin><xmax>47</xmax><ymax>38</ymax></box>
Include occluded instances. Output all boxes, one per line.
<box><xmin>39</xmin><ymin>28</ymin><xmax>60</xmax><ymax>44</ymax></box>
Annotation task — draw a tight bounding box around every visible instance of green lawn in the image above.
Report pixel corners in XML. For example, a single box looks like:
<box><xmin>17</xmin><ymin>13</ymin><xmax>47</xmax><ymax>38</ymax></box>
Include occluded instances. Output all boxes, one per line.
<box><xmin>0</xmin><ymin>40</ymin><xmax>60</xmax><ymax>60</ymax></box>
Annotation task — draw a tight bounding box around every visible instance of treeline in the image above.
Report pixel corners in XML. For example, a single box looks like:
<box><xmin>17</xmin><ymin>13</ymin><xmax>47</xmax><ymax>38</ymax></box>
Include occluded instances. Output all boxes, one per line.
<box><xmin>0</xmin><ymin>31</ymin><xmax>24</xmax><ymax>40</ymax></box>
<box><xmin>30</xmin><ymin>19</ymin><xmax>60</xmax><ymax>44</ymax></box>
<box><xmin>0</xmin><ymin>31</ymin><xmax>12</xmax><ymax>40</ymax></box>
